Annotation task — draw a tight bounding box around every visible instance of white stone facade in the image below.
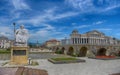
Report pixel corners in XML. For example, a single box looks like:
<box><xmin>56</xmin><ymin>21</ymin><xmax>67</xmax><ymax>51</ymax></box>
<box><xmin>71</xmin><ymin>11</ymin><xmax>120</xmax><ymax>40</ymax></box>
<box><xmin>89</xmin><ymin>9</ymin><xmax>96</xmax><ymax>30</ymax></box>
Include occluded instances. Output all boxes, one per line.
<box><xmin>61</xmin><ymin>30</ymin><xmax>120</xmax><ymax>46</ymax></box>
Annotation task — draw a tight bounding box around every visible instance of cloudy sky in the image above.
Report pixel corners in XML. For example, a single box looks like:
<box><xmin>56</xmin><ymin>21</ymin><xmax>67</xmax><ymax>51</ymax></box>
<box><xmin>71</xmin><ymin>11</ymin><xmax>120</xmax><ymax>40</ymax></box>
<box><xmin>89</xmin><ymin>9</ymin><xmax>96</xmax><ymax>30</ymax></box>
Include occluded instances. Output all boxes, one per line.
<box><xmin>0</xmin><ymin>0</ymin><xmax>120</xmax><ymax>43</ymax></box>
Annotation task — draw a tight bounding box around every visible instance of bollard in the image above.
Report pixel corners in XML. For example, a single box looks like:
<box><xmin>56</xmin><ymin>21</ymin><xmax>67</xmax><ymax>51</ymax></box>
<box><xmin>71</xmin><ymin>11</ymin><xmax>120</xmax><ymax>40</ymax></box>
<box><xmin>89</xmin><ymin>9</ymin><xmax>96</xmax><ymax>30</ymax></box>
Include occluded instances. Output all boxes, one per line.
<box><xmin>28</xmin><ymin>58</ymin><xmax>31</xmax><ymax>65</ymax></box>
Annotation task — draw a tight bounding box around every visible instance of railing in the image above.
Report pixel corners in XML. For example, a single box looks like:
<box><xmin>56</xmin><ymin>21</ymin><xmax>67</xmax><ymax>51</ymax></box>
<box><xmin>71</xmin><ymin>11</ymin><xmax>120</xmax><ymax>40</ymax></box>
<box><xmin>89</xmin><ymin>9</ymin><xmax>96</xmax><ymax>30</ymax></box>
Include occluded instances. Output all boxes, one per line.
<box><xmin>60</xmin><ymin>43</ymin><xmax>120</xmax><ymax>46</ymax></box>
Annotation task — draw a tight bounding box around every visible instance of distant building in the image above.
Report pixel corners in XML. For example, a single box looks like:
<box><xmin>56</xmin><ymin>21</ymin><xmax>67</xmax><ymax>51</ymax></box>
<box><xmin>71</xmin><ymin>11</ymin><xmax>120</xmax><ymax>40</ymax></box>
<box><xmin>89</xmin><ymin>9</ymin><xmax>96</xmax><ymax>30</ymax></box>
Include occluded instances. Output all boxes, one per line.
<box><xmin>61</xmin><ymin>38</ymin><xmax>71</xmax><ymax>45</ymax></box>
<box><xmin>55</xmin><ymin>30</ymin><xmax>120</xmax><ymax>57</ymax></box>
<box><xmin>46</xmin><ymin>39</ymin><xmax>60</xmax><ymax>48</ymax></box>
<box><xmin>0</xmin><ymin>36</ymin><xmax>12</xmax><ymax>49</ymax></box>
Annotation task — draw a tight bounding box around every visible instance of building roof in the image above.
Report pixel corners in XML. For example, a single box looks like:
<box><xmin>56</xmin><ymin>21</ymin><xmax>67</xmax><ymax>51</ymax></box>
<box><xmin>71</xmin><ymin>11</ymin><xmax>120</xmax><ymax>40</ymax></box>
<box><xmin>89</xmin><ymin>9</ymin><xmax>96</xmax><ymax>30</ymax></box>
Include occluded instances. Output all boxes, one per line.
<box><xmin>72</xmin><ymin>29</ymin><xmax>79</xmax><ymax>34</ymax></box>
<box><xmin>46</xmin><ymin>39</ymin><xmax>60</xmax><ymax>42</ymax></box>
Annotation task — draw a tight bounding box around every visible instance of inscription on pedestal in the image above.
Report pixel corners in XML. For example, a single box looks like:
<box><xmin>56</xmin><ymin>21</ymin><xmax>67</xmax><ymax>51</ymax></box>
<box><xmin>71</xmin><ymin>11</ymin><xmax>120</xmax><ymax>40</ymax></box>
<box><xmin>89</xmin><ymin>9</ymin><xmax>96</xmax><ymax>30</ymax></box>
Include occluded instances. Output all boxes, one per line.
<box><xmin>13</xmin><ymin>50</ymin><xmax>26</xmax><ymax>56</ymax></box>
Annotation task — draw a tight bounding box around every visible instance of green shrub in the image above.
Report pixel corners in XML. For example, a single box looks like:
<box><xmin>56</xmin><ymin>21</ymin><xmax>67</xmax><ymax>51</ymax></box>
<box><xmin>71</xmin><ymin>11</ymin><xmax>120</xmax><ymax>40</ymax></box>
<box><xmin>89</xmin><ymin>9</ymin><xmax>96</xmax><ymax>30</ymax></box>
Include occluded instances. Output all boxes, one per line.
<box><xmin>71</xmin><ymin>53</ymin><xmax>79</xmax><ymax>57</ymax></box>
<box><xmin>31</xmin><ymin>61</ymin><xmax>39</xmax><ymax>66</ymax></box>
<box><xmin>51</xmin><ymin>57</ymin><xmax>77</xmax><ymax>61</ymax></box>
<box><xmin>6</xmin><ymin>48</ymin><xmax>11</xmax><ymax>51</ymax></box>
<box><xmin>55</xmin><ymin>50</ymin><xmax>63</xmax><ymax>54</ymax></box>
<box><xmin>0</xmin><ymin>50</ymin><xmax>11</xmax><ymax>54</ymax></box>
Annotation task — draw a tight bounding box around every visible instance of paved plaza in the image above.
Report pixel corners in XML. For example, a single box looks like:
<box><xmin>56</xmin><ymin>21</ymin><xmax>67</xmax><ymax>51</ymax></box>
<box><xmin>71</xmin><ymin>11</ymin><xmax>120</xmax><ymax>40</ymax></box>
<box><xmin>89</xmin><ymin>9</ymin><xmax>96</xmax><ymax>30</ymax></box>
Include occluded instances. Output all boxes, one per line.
<box><xmin>0</xmin><ymin>54</ymin><xmax>120</xmax><ymax>75</ymax></box>
<box><xmin>26</xmin><ymin>57</ymin><xmax>120</xmax><ymax>75</ymax></box>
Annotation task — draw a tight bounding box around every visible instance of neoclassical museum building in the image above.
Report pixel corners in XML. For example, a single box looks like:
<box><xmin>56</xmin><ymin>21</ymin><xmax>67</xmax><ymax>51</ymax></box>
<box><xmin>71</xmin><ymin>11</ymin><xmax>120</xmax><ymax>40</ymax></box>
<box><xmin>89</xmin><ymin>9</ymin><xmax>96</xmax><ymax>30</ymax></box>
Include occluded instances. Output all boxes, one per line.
<box><xmin>55</xmin><ymin>30</ymin><xmax>120</xmax><ymax>57</ymax></box>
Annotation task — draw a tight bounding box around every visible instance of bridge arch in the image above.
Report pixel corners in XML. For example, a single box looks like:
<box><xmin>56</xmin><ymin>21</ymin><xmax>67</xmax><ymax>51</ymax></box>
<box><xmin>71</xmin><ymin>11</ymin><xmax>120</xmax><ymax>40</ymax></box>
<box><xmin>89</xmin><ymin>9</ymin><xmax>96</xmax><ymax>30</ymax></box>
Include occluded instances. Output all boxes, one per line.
<box><xmin>61</xmin><ymin>47</ymin><xmax>65</xmax><ymax>54</ymax></box>
<box><xmin>78</xmin><ymin>46</ymin><xmax>87</xmax><ymax>57</ymax></box>
<box><xmin>97</xmin><ymin>48</ymin><xmax>107</xmax><ymax>56</ymax></box>
<box><xmin>67</xmin><ymin>46</ymin><xmax>74</xmax><ymax>55</ymax></box>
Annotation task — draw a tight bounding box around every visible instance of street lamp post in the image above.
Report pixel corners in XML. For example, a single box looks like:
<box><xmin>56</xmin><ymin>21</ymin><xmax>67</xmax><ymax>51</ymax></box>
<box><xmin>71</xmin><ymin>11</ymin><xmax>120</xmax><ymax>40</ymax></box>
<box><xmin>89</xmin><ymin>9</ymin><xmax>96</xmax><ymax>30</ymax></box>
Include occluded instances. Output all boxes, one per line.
<box><xmin>13</xmin><ymin>22</ymin><xmax>16</xmax><ymax>41</ymax></box>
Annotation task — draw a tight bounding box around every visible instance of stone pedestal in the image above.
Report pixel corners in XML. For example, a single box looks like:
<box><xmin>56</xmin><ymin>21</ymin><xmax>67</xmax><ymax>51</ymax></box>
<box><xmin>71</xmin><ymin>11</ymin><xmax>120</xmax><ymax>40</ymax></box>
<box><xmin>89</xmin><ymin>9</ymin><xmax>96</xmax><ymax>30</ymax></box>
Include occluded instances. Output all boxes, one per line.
<box><xmin>10</xmin><ymin>46</ymin><xmax>29</xmax><ymax>65</ymax></box>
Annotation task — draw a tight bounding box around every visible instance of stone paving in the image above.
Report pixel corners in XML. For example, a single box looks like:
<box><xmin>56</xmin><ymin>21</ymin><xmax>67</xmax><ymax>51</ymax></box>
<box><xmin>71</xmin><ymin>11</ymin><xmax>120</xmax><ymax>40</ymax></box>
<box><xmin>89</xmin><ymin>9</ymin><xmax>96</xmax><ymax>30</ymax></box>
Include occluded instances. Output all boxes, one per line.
<box><xmin>27</xmin><ymin>57</ymin><xmax>120</xmax><ymax>75</ymax></box>
<box><xmin>110</xmin><ymin>73</ymin><xmax>120</xmax><ymax>75</ymax></box>
<box><xmin>0</xmin><ymin>56</ymin><xmax>120</xmax><ymax>75</ymax></box>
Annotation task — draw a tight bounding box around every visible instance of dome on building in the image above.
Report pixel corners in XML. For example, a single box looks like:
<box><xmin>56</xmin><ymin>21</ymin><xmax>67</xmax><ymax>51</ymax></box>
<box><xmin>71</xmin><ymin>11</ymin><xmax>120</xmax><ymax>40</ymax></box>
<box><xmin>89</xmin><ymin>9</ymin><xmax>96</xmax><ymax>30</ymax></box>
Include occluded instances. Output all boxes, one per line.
<box><xmin>72</xmin><ymin>29</ymin><xmax>79</xmax><ymax>34</ymax></box>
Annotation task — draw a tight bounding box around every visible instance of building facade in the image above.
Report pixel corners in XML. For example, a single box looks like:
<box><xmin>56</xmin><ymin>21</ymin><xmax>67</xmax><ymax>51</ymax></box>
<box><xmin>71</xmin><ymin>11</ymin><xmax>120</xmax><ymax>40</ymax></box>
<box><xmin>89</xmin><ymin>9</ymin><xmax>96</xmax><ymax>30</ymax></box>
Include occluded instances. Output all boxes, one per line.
<box><xmin>0</xmin><ymin>36</ymin><xmax>12</xmax><ymax>49</ymax></box>
<box><xmin>70</xmin><ymin>30</ymin><xmax>119</xmax><ymax>45</ymax></box>
<box><xmin>46</xmin><ymin>39</ymin><xmax>60</xmax><ymax>48</ymax></box>
<box><xmin>55</xmin><ymin>30</ymin><xmax>120</xmax><ymax>57</ymax></box>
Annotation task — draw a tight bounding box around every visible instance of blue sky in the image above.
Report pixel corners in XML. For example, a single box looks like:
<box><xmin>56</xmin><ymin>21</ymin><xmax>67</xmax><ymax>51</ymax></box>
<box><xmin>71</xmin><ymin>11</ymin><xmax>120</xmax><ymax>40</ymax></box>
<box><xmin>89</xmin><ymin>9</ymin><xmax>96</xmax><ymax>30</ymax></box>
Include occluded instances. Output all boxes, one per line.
<box><xmin>0</xmin><ymin>0</ymin><xmax>120</xmax><ymax>43</ymax></box>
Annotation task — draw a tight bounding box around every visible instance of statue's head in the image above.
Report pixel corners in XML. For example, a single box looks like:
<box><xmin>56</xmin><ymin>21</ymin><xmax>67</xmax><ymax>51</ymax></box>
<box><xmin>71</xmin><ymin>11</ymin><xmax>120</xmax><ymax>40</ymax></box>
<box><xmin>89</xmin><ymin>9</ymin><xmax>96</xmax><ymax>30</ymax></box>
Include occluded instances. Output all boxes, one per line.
<box><xmin>20</xmin><ymin>24</ymin><xmax>24</xmax><ymax>29</ymax></box>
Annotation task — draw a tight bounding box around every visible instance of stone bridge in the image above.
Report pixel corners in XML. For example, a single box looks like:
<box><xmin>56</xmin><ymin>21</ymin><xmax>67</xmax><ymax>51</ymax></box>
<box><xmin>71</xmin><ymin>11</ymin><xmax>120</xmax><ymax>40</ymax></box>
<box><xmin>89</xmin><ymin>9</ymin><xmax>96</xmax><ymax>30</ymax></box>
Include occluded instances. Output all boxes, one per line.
<box><xmin>51</xmin><ymin>44</ymin><xmax>120</xmax><ymax>57</ymax></box>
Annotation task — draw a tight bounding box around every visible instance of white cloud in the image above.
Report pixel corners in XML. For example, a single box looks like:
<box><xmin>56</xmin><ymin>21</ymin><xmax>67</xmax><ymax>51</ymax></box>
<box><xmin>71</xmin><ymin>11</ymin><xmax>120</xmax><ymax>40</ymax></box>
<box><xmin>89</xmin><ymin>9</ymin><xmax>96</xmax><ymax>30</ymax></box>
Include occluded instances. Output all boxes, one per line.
<box><xmin>0</xmin><ymin>26</ymin><xmax>13</xmax><ymax>39</ymax></box>
<box><xmin>29</xmin><ymin>23</ymin><xmax>63</xmax><ymax>42</ymax></box>
<box><xmin>66</xmin><ymin>0</ymin><xmax>95</xmax><ymax>13</ymax></box>
<box><xmin>0</xmin><ymin>0</ymin><xmax>31</xmax><ymax>22</ymax></box>
<box><xmin>52</xmin><ymin>12</ymin><xmax>79</xmax><ymax>20</ymax></box>
<box><xmin>104</xmin><ymin>4</ymin><xmax>120</xmax><ymax>11</ymax></box>
<box><xmin>11</xmin><ymin>0</ymin><xmax>30</xmax><ymax>10</ymax></box>
<box><xmin>93</xmin><ymin>20</ymin><xmax>105</xmax><ymax>25</ymax></box>
<box><xmin>65</xmin><ymin>0</ymin><xmax>120</xmax><ymax>13</ymax></box>
<box><xmin>30</xmin><ymin>29</ymin><xmax>61</xmax><ymax>43</ymax></box>
<box><xmin>97</xmin><ymin>28</ymin><xmax>112</xmax><ymax>31</ymax></box>
<box><xmin>17</xmin><ymin>8</ymin><xmax>79</xmax><ymax>26</ymax></box>
<box><xmin>67</xmin><ymin>0</ymin><xmax>94</xmax><ymax>11</ymax></box>
<box><xmin>74</xmin><ymin>25</ymin><xmax>90</xmax><ymax>29</ymax></box>
<box><xmin>42</xmin><ymin>24</ymin><xmax>55</xmax><ymax>30</ymax></box>
<box><xmin>35</xmin><ymin>30</ymin><xmax>49</xmax><ymax>37</ymax></box>
<box><xmin>31</xmin><ymin>24</ymin><xmax>55</xmax><ymax>36</ymax></box>
<box><xmin>72</xmin><ymin>23</ymin><xmax>76</xmax><ymax>26</ymax></box>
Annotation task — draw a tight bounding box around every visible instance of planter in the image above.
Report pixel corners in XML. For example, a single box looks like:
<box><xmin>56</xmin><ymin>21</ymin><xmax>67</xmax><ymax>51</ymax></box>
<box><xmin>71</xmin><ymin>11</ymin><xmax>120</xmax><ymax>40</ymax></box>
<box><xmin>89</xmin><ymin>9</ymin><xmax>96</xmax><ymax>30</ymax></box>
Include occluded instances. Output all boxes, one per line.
<box><xmin>88</xmin><ymin>56</ymin><xmax>120</xmax><ymax>60</ymax></box>
<box><xmin>48</xmin><ymin>58</ymin><xmax>85</xmax><ymax>64</ymax></box>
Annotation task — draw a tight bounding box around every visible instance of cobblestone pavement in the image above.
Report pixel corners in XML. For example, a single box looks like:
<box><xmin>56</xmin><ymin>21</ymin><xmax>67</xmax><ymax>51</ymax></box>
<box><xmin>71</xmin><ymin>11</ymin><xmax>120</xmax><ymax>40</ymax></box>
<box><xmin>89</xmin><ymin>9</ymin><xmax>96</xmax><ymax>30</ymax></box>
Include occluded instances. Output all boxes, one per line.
<box><xmin>27</xmin><ymin>58</ymin><xmax>120</xmax><ymax>75</ymax></box>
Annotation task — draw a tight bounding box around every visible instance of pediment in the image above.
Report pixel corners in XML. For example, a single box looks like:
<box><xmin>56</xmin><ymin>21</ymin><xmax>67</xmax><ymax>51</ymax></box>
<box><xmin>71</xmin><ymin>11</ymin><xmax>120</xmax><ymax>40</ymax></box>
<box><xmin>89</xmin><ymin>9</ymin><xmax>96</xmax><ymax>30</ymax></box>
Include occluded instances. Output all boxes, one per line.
<box><xmin>86</xmin><ymin>30</ymin><xmax>104</xmax><ymax>35</ymax></box>
<box><xmin>92</xmin><ymin>31</ymin><xmax>100</xmax><ymax>34</ymax></box>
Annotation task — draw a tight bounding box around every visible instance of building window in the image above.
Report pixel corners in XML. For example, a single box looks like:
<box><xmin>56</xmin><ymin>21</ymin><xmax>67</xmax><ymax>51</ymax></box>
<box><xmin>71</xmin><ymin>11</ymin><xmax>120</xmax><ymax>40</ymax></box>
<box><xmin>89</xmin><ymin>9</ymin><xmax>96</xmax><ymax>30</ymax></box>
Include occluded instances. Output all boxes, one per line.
<box><xmin>75</xmin><ymin>38</ymin><xmax>77</xmax><ymax>44</ymax></box>
<box><xmin>86</xmin><ymin>38</ymin><xmax>89</xmax><ymax>44</ymax></box>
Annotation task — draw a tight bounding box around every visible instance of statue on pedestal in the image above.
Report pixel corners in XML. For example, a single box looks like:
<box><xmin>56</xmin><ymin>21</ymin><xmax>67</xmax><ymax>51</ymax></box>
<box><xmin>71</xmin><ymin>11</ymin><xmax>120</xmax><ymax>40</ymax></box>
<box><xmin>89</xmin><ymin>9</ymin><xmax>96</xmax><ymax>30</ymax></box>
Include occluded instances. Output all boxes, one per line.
<box><xmin>10</xmin><ymin>24</ymin><xmax>29</xmax><ymax>65</ymax></box>
<box><xmin>15</xmin><ymin>25</ymin><xmax>29</xmax><ymax>46</ymax></box>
